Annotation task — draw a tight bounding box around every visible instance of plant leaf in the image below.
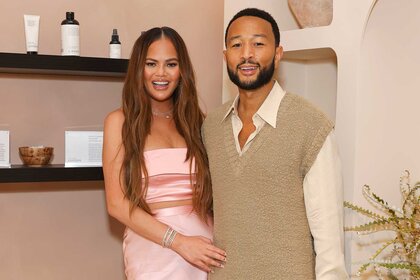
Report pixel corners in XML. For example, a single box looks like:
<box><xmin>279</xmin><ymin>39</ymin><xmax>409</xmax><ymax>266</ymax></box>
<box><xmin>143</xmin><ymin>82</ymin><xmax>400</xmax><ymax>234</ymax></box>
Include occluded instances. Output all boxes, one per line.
<box><xmin>369</xmin><ymin>239</ymin><xmax>395</xmax><ymax>260</ymax></box>
<box><xmin>344</xmin><ymin>201</ymin><xmax>387</xmax><ymax>220</ymax></box>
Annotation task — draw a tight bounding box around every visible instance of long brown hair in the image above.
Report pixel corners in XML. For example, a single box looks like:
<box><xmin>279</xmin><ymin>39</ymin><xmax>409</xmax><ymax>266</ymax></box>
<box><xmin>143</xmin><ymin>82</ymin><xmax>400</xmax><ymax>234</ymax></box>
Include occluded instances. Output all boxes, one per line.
<box><xmin>121</xmin><ymin>27</ymin><xmax>212</xmax><ymax>221</ymax></box>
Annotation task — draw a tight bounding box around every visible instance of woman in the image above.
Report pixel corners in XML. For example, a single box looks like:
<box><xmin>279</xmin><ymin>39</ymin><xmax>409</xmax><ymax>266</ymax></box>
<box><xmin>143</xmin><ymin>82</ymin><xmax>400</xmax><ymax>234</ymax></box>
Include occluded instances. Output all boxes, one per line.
<box><xmin>102</xmin><ymin>27</ymin><xmax>226</xmax><ymax>279</ymax></box>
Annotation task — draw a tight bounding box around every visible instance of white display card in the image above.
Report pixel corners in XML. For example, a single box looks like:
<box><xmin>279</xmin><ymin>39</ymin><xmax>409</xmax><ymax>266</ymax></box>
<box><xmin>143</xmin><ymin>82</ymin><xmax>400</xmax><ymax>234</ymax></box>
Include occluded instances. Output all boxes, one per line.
<box><xmin>65</xmin><ymin>131</ymin><xmax>103</xmax><ymax>167</ymax></box>
<box><xmin>0</xmin><ymin>131</ymin><xmax>10</xmax><ymax>167</ymax></box>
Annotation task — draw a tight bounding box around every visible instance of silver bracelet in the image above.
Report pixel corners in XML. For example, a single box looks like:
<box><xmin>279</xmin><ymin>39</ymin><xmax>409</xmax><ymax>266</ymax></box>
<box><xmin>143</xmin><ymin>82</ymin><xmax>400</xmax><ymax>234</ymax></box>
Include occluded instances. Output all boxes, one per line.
<box><xmin>162</xmin><ymin>227</ymin><xmax>178</xmax><ymax>248</ymax></box>
<box><xmin>166</xmin><ymin>229</ymin><xmax>178</xmax><ymax>248</ymax></box>
<box><xmin>162</xmin><ymin>227</ymin><xmax>172</xmax><ymax>247</ymax></box>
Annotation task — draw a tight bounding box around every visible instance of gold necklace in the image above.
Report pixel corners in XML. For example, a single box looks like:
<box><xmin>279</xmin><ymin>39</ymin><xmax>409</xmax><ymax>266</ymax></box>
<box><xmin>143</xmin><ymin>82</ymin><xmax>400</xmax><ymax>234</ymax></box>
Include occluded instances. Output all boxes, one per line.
<box><xmin>152</xmin><ymin>108</ymin><xmax>173</xmax><ymax>119</ymax></box>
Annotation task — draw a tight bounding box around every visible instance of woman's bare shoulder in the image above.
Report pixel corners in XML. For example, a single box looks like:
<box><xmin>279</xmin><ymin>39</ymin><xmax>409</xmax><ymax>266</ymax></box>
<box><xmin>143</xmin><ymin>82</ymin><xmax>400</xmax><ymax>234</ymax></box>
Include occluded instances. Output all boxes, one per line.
<box><xmin>104</xmin><ymin>108</ymin><xmax>124</xmax><ymax>127</ymax></box>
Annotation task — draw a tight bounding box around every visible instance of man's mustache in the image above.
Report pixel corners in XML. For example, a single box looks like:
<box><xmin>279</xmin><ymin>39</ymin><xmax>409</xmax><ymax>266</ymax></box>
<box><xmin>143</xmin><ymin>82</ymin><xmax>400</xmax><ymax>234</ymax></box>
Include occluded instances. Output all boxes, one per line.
<box><xmin>237</xmin><ymin>59</ymin><xmax>260</xmax><ymax>69</ymax></box>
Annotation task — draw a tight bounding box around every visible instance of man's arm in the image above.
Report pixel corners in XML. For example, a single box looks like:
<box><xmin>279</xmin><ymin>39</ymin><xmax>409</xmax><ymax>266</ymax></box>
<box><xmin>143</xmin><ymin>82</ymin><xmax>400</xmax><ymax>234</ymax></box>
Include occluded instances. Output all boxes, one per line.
<box><xmin>303</xmin><ymin>130</ymin><xmax>349</xmax><ymax>280</ymax></box>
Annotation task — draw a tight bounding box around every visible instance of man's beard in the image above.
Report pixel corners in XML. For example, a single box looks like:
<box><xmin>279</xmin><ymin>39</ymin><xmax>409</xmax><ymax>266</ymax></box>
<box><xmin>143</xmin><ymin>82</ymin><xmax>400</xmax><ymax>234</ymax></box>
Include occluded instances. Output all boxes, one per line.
<box><xmin>227</xmin><ymin>58</ymin><xmax>275</xmax><ymax>90</ymax></box>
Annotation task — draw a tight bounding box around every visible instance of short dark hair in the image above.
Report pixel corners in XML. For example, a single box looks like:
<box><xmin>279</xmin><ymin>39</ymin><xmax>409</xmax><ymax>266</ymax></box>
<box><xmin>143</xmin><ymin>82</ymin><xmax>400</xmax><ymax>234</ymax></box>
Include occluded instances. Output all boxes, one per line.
<box><xmin>225</xmin><ymin>8</ymin><xmax>280</xmax><ymax>47</ymax></box>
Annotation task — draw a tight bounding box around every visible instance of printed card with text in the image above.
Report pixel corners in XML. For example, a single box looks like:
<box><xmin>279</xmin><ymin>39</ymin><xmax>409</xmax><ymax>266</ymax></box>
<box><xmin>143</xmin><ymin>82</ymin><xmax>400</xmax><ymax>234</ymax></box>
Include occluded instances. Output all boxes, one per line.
<box><xmin>0</xmin><ymin>131</ymin><xmax>10</xmax><ymax>167</ymax></box>
<box><xmin>65</xmin><ymin>131</ymin><xmax>103</xmax><ymax>167</ymax></box>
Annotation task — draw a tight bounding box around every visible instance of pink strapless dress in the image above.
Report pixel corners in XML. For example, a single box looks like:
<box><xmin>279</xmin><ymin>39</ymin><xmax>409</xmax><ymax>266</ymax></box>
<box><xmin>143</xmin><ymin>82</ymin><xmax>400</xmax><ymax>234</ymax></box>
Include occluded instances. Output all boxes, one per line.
<box><xmin>123</xmin><ymin>148</ymin><xmax>213</xmax><ymax>280</ymax></box>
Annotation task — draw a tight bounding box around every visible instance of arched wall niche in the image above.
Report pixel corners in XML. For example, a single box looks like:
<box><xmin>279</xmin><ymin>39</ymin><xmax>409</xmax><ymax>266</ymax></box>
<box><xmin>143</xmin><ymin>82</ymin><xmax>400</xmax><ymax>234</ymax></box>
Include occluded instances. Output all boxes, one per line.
<box><xmin>350</xmin><ymin>0</ymin><xmax>420</xmax><ymax>277</ymax></box>
<box><xmin>280</xmin><ymin>47</ymin><xmax>337</xmax><ymax>121</ymax></box>
<box><xmin>356</xmin><ymin>0</ymin><xmax>420</xmax><ymax>223</ymax></box>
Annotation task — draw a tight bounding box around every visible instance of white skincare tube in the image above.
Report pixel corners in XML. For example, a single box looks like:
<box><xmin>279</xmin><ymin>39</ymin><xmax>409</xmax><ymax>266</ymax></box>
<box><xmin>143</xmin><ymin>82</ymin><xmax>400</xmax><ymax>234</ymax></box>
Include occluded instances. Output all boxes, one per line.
<box><xmin>24</xmin><ymin>15</ymin><xmax>40</xmax><ymax>54</ymax></box>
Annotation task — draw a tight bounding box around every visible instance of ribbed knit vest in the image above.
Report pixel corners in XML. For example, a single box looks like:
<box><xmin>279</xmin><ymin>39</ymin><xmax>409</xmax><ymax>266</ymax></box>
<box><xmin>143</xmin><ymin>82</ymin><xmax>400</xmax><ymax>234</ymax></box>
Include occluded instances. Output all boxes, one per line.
<box><xmin>202</xmin><ymin>93</ymin><xmax>333</xmax><ymax>280</ymax></box>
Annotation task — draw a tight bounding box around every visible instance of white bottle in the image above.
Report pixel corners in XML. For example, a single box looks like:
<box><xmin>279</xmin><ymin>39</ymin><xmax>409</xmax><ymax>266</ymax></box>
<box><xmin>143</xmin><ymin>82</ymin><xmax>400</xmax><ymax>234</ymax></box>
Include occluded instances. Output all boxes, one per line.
<box><xmin>109</xmin><ymin>29</ymin><xmax>121</xmax><ymax>59</ymax></box>
<box><xmin>61</xmin><ymin>12</ymin><xmax>80</xmax><ymax>56</ymax></box>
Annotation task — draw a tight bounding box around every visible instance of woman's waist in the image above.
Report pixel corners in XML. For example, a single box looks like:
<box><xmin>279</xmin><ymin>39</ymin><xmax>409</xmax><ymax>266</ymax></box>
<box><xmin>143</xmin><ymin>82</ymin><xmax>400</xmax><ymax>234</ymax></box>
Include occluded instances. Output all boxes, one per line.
<box><xmin>146</xmin><ymin>191</ymin><xmax>193</xmax><ymax>204</ymax></box>
<box><xmin>145</xmin><ymin>174</ymin><xmax>194</xmax><ymax>204</ymax></box>
<box><xmin>149</xmin><ymin>199</ymin><xmax>193</xmax><ymax>217</ymax></box>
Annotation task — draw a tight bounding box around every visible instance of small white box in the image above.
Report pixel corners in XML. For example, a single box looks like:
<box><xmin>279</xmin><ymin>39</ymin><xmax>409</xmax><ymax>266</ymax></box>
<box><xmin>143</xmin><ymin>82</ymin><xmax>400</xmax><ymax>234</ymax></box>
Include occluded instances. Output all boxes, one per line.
<box><xmin>65</xmin><ymin>131</ymin><xmax>103</xmax><ymax>167</ymax></box>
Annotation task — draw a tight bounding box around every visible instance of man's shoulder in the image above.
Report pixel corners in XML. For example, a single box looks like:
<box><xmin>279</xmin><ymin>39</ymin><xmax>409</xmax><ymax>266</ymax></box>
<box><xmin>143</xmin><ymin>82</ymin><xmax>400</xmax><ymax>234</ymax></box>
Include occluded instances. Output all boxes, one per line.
<box><xmin>285</xmin><ymin>92</ymin><xmax>322</xmax><ymax>113</ymax></box>
<box><xmin>284</xmin><ymin>92</ymin><xmax>334</xmax><ymax>127</ymax></box>
<box><xmin>203</xmin><ymin>101</ymin><xmax>232</xmax><ymax>126</ymax></box>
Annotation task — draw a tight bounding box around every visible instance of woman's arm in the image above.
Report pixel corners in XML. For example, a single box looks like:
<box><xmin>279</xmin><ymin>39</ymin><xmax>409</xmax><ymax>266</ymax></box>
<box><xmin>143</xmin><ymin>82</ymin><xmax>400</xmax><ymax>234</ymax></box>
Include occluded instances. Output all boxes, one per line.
<box><xmin>102</xmin><ymin>109</ymin><xmax>226</xmax><ymax>272</ymax></box>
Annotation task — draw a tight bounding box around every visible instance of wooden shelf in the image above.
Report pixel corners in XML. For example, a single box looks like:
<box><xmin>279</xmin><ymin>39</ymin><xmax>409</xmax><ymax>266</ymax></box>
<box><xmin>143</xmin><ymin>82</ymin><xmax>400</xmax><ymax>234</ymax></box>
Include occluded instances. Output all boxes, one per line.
<box><xmin>0</xmin><ymin>52</ymin><xmax>128</xmax><ymax>77</ymax></box>
<box><xmin>0</xmin><ymin>52</ymin><xmax>121</xmax><ymax>183</ymax></box>
<box><xmin>0</xmin><ymin>165</ymin><xmax>103</xmax><ymax>183</ymax></box>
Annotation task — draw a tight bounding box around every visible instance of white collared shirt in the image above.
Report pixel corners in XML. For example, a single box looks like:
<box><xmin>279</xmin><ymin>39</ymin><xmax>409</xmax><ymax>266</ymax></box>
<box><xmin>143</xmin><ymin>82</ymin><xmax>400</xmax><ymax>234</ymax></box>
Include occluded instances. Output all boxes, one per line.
<box><xmin>223</xmin><ymin>81</ymin><xmax>284</xmax><ymax>155</ymax></box>
<box><xmin>224</xmin><ymin>81</ymin><xmax>349</xmax><ymax>279</ymax></box>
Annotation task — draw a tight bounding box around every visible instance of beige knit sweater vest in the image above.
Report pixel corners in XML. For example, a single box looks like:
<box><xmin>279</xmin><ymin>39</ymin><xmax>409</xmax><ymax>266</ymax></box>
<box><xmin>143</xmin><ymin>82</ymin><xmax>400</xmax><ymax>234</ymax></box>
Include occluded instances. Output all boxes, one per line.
<box><xmin>202</xmin><ymin>93</ymin><xmax>333</xmax><ymax>280</ymax></box>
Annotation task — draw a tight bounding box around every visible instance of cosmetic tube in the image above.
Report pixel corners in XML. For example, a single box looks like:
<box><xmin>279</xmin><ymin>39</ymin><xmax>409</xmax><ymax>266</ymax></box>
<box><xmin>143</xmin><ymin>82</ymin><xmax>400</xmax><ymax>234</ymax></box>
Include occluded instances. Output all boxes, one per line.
<box><xmin>24</xmin><ymin>15</ymin><xmax>40</xmax><ymax>54</ymax></box>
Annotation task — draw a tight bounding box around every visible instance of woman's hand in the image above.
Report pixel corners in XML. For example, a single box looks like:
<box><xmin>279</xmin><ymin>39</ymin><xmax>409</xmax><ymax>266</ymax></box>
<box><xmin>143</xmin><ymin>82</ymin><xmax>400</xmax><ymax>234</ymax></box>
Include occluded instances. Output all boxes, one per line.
<box><xmin>171</xmin><ymin>233</ymin><xmax>226</xmax><ymax>273</ymax></box>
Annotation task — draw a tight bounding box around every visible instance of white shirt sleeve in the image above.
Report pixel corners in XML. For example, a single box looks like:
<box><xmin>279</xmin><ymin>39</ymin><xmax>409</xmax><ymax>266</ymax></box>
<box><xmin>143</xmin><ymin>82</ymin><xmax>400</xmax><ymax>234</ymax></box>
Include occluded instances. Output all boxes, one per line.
<box><xmin>303</xmin><ymin>130</ymin><xmax>349</xmax><ymax>280</ymax></box>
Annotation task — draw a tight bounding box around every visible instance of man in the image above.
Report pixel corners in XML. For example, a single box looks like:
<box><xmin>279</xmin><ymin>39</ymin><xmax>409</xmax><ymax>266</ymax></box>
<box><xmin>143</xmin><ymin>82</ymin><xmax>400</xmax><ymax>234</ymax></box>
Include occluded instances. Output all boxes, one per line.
<box><xmin>202</xmin><ymin>8</ymin><xmax>349</xmax><ymax>279</ymax></box>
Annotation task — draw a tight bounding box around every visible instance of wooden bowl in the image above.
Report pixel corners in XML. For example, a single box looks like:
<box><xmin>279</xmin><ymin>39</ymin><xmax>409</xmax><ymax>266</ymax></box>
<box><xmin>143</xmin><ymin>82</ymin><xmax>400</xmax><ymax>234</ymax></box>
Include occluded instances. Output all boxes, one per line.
<box><xmin>19</xmin><ymin>146</ymin><xmax>54</xmax><ymax>166</ymax></box>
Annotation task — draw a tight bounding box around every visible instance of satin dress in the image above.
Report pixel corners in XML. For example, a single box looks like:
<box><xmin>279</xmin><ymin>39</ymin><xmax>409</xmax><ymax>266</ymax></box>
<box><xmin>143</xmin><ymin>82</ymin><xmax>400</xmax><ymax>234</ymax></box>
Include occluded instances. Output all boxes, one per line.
<box><xmin>123</xmin><ymin>148</ymin><xmax>213</xmax><ymax>280</ymax></box>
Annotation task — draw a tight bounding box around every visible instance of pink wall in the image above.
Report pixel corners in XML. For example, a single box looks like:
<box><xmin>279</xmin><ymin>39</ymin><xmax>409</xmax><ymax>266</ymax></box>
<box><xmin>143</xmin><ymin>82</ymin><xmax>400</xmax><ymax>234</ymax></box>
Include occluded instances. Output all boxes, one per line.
<box><xmin>1</xmin><ymin>0</ymin><xmax>224</xmax><ymax>164</ymax></box>
<box><xmin>0</xmin><ymin>1</ymin><xmax>224</xmax><ymax>279</ymax></box>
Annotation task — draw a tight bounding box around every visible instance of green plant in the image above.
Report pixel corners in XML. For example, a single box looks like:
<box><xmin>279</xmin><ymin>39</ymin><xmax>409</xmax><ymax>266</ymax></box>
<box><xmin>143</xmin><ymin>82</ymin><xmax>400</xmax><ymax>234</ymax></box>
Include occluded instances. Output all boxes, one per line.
<box><xmin>344</xmin><ymin>170</ymin><xmax>420</xmax><ymax>279</ymax></box>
